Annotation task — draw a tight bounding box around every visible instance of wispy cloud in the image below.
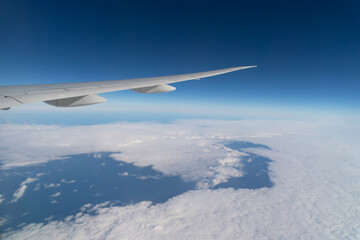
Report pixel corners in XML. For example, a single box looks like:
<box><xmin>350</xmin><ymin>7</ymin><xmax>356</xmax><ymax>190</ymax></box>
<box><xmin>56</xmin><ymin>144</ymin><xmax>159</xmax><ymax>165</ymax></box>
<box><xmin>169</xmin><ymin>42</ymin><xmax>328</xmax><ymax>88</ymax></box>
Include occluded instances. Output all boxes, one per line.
<box><xmin>10</xmin><ymin>178</ymin><xmax>38</xmax><ymax>203</ymax></box>
<box><xmin>0</xmin><ymin>194</ymin><xmax>4</xmax><ymax>204</ymax></box>
<box><xmin>44</xmin><ymin>183</ymin><xmax>61</xmax><ymax>188</ymax></box>
<box><xmin>49</xmin><ymin>192</ymin><xmax>61</xmax><ymax>198</ymax></box>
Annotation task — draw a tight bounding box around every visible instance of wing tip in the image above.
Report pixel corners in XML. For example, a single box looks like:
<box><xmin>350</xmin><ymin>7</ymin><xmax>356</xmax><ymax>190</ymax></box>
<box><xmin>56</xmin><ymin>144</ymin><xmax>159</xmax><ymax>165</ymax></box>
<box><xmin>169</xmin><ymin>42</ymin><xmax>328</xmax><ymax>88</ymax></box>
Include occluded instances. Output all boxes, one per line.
<box><xmin>235</xmin><ymin>65</ymin><xmax>258</xmax><ymax>70</ymax></box>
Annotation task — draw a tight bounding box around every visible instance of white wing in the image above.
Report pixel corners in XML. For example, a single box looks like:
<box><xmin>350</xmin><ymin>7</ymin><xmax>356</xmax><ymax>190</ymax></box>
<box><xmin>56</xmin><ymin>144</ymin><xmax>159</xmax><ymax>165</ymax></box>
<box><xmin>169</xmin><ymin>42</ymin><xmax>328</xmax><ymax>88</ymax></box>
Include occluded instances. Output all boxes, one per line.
<box><xmin>0</xmin><ymin>66</ymin><xmax>256</xmax><ymax>110</ymax></box>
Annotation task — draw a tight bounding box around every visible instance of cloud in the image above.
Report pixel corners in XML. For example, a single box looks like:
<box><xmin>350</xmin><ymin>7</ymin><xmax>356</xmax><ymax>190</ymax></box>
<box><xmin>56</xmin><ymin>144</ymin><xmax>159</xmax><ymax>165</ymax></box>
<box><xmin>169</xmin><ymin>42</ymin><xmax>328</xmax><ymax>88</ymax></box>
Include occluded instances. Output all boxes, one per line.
<box><xmin>0</xmin><ymin>119</ymin><xmax>352</xmax><ymax>187</ymax></box>
<box><xmin>60</xmin><ymin>179</ymin><xmax>76</xmax><ymax>184</ymax></box>
<box><xmin>1</xmin><ymin>119</ymin><xmax>360</xmax><ymax>239</ymax></box>
<box><xmin>0</xmin><ymin>194</ymin><xmax>4</xmax><ymax>204</ymax></box>
<box><xmin>0</xmin><ymin>217</ymin><xmax>7</xmax><ymax>227</ymax></box>
<box><xmin>10</xmin><ymin>178</ymin><xmax>38</xmax><ymax>203</ymax></box>
<box><xmin>0</xmin><ymin>119</ymin><xmax>277</xmax><ymax>187</ymax></box>
<box><xmin>11</xmin><ymin>186</ymin><xmax>27</xmax><ymax>203</ymax></box>
<box><xmin>33</xmin><ymin>183</ymin><xmax>41</xmax><ymax>191</ymax></box>
<box><xmin>44</xmin><ymin>183</ymin><xmax>61</xmax><ymax>188</ymax></box>
<box><xmin>49</xmin><ymin>192</ymin><xmax>61</xmax><ymax>198</ymax></box>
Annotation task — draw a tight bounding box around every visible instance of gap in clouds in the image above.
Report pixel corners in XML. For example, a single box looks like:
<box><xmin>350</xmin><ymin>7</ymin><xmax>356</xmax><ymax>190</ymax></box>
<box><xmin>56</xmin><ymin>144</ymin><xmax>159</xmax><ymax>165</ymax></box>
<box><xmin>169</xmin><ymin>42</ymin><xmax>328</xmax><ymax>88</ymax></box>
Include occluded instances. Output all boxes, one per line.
<box><xmin>0</xmin><ymin>141</ymin><xmax>274</xmax><ymax>233</ymax></box>
<box><xmin>215</xmin><ymin>141</ymin><xmax>274</xmax><ymax>189</ymax></box>
<box><xmin>0</xmin><ymin>152</ymin><xmax>195</xmax><ymax>232</ymax></box>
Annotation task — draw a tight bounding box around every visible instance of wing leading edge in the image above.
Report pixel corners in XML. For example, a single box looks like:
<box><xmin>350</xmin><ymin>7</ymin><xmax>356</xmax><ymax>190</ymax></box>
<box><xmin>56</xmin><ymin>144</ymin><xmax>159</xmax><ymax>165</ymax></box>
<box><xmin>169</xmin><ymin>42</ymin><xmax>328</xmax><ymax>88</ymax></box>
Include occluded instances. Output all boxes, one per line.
<box><xmin>0</xmin><ymin>66</ymin><xmax>256</xmax><ymax>109</ymax></box>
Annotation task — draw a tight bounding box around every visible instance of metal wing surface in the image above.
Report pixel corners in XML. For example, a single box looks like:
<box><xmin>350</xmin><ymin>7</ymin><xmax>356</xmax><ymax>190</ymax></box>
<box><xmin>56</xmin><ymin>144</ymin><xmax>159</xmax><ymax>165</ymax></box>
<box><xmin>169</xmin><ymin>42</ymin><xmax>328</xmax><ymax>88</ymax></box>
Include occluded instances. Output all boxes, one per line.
<box><xmin>0</xmin><ymin>66</ymin><xmax>256</xmax><ymax>109</ymax></box>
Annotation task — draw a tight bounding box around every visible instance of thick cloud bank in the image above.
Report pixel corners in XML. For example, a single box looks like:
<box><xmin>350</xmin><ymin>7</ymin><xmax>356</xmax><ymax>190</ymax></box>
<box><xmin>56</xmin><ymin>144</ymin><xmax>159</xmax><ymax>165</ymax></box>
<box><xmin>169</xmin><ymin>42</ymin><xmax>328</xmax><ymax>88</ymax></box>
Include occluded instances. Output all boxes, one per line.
<box><xmin>1</xmin><ymin>119</ymin><xmax>359</xmax><ymax>239</ymax></box>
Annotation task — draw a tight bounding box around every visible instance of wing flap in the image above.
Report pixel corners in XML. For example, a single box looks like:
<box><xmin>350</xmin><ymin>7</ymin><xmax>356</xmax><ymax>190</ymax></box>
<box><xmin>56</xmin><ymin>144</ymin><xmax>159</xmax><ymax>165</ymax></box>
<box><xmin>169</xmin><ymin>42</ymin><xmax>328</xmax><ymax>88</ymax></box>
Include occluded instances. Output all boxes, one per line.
<box><xmin>44</xmin><ymin>95</ymin><xmax>106</xmax><ymax>107</ymax></box>
<box><xmin>132</xmin><ymin>84</ymin><xmax>176</xmax><ymax>93</ymax></box>
<box><xmin>0</xmin><ymin>96</ymin><xmax>22</xmax><ymax>110</ymax></box>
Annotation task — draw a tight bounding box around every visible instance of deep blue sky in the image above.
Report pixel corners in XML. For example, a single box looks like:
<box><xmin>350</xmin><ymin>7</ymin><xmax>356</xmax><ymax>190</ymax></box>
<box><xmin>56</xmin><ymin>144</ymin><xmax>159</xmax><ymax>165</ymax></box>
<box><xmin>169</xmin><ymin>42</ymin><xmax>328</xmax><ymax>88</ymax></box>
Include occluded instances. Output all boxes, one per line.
<box><xmin>0</xmin><ymin>0</ymin><xmax>359</xmax><ymax>117</ymax></box>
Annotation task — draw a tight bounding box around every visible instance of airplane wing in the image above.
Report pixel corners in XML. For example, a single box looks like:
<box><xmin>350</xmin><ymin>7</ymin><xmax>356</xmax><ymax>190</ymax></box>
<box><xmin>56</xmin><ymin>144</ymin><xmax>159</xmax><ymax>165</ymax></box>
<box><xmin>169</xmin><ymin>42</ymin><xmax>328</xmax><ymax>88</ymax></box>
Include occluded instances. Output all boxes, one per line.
<box><xmin>0</xmin><ymin>66</ymin><xmax>256</xmax><ymax>110</ymax></box>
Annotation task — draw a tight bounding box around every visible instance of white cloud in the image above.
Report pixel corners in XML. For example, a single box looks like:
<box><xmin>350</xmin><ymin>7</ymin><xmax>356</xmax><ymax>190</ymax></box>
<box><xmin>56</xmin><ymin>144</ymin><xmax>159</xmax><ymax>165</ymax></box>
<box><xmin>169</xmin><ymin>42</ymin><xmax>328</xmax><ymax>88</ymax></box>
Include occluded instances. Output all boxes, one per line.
<box><xmin>60</xmin><ymin>179</ymin><xmax>76</xmax><ymax>184</ymax></box>
<box><xmin>118</xmin><ymin>172</ymin><xmax>128</xmax><ymax>176</ymax></box>
<box><xmin>44</xmin><ymin>183</ymin><xmax>61</xmax><ymax>188</ymax></box>
<box><xmin>1</xmin><ymin>119</ymin><xmax>360</xmax><ymax>239</ymax></box>
<box><xmin>0</xmin><ymin>217</ymin><xmax>7</xmax><ymax>227</ymax></box>
<box><xmin>11</xmin><ymin>185</ymin><xmax>27</xmax><ymax>203</ymax></box>
<box><xmin>33</xmin><ymin>183</ymin><xmax>41</xmax><ymax>191</ymax></box>
<box><xmin>0</xmin><ymin>119</ymin><xmax>272</xmax><ymax>186</ymax></box>
<box><xmin>10</xmin><ymin>178</ymin><xmax>38</xmax><ymax>203</ymax></box>
<box><xmin>0</xmin><ymin>194</ymin><xmax>4</xmax><ymax>204</ymax></box>
<box><xmin>49</xmin><ymin>192</ymin><xmax>61</xmax><ymax>198</ymax></box>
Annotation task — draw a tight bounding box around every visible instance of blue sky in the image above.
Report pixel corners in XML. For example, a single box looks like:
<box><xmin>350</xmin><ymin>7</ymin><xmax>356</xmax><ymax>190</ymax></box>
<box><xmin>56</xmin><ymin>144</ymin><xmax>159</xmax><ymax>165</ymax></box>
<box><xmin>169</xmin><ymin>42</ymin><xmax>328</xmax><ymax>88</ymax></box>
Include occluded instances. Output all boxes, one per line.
<box><xmin>0</xmin><ymin>0</ymin><xmax>359</xmax><ymax>122</ymax></box>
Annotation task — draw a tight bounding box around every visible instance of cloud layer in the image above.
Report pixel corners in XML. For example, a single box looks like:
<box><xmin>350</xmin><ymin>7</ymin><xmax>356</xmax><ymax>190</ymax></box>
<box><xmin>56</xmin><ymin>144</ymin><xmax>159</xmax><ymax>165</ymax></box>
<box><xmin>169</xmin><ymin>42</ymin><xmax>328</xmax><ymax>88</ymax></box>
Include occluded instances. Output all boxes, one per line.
<box><xmin>1</xmin><ymin>119</ymin><xmax>359</xmax><ymax>239</ymax></box>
